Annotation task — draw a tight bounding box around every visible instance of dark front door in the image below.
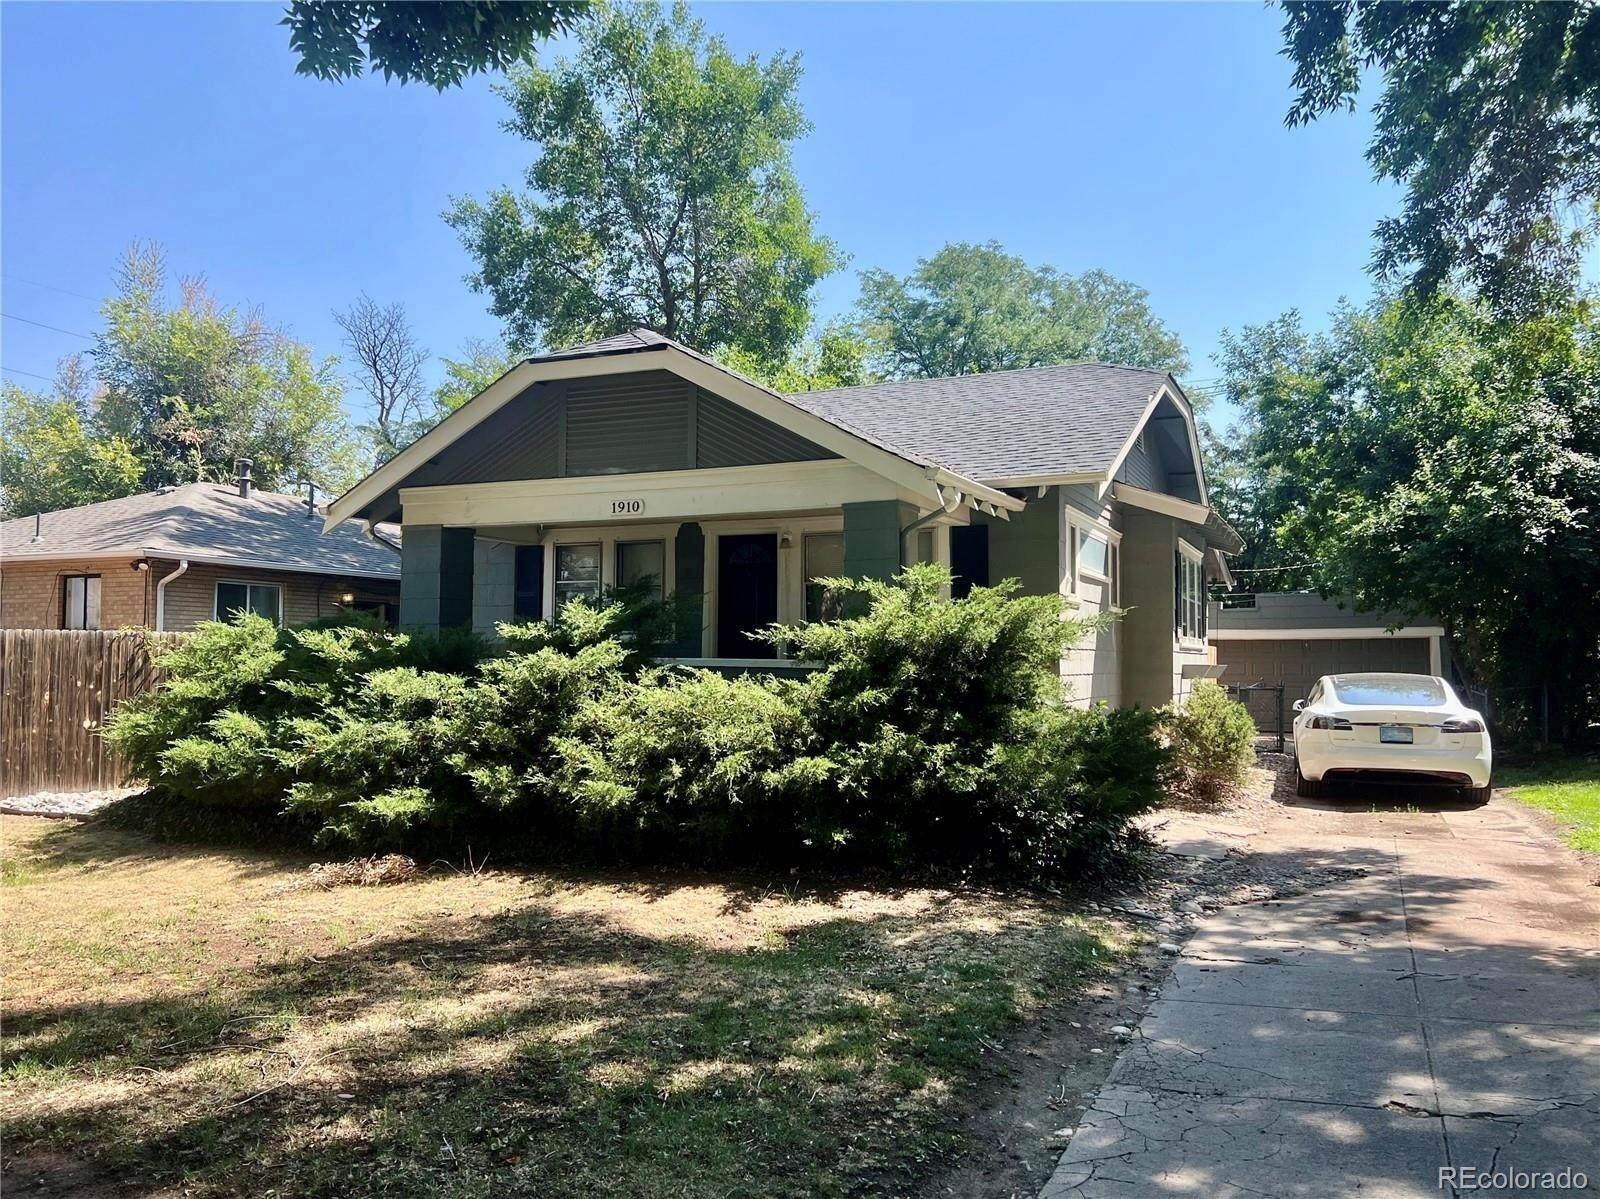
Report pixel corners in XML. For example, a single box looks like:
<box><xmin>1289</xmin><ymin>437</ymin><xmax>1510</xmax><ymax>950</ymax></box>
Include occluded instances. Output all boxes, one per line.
<box><xmin>717</xmin><ymin>534</ymin><xmax>778</xmax><ymax>658</ymax></box>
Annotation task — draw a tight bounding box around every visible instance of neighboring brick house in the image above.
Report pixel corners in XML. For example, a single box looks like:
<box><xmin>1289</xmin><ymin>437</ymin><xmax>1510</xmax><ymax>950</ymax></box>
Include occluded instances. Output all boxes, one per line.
<box><xmin>1</xmin><ymin>469</ymin><xmax>400</xmax><ymax>632</ymax></box>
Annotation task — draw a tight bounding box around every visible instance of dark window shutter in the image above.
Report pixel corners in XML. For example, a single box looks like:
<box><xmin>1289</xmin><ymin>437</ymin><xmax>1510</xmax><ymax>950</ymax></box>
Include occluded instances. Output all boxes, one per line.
<box><xmin>514</xmin><ymin>545</ymin><xmax>545</xmax><ymax>620</ymax></box>
<box><xmin>950</xmin><ymin>524</ymin><xmax>990</xmax><ymax>599</ymax></box>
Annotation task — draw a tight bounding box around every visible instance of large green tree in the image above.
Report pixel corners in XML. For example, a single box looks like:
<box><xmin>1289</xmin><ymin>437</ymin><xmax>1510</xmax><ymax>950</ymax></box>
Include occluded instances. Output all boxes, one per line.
<box><xmin>93</xmin><ymin>245</ymin><xmax>361</xmax><ymax>495</ymax></box>
<box><xmin>1281</xmin><ymin>1</ymin><xmax>1600</xmax><ymax>305</ymax></box>
<box><xmin>284</xmin><ymin>1</ymin><xmax>592</xmax><ymax>89</ymax></box>
<box><xmin>855</xmin><ymin>242</ymin><xmax>1188</xmax><ymax>379</ymax></box>
<box><xmin>448</xmin><ymin>1</ymin><xmax>841</xmax><ymax>363</ymax></box>
<box><xmin>0</xmin><ymin>244</ymin><xmax>361</xmax><ymax>517</ymax></box>
<box><xmin>1215</xmin><ymin>294</ymin><xmax>1600</xmax><ymax>738</ymax></box>
<box><xmin>0</xmin><ymin>359</ymin><xmax>142</xmax><ymax>518</ymax></box>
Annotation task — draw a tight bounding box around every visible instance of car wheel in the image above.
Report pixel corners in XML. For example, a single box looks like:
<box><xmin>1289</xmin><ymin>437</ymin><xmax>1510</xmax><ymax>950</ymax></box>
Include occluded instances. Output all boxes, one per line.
<box><xmin>1295</xmin><ymin>760</ymin><xmax>1321</xmax><ymax>798</ymax></box>
<box><xmin>1461</xmin><ymin>784</ymin><xmax>1492</xmax><ymax>803</ymax></box>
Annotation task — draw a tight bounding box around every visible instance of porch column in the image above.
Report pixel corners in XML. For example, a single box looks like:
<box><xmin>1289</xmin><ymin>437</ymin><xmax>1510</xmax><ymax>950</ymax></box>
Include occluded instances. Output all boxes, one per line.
<box><xmin>842</xmin><ymin>501</ymin><xmax>909</xmax><ymax>582</ymax></box>
<box><xmin>400</xmin><ymin>525</ymin><xmax>476</xmax><ymax>630</ymax></box>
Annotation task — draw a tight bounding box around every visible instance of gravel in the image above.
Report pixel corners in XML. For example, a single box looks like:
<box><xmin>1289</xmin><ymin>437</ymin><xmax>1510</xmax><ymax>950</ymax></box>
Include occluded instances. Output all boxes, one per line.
<box><xmin>0</xmin><ymin>788</ymin><xmax>133</xmax><ymax>820</ymax></box>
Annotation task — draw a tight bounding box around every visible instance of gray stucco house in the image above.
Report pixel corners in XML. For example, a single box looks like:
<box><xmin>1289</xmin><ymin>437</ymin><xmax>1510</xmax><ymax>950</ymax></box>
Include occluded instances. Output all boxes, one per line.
<box><xmin>325</xmin><ymin>329</ymin><xmax>1240</xmax><ymax>707</ymax></box>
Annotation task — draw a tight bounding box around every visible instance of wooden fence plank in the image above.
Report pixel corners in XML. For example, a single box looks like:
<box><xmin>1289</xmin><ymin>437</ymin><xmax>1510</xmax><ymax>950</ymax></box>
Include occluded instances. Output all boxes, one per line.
<box><xmin>0</xmin><ymin>630</ymin><xmax>184</xmax><ymax>798</ymax></box>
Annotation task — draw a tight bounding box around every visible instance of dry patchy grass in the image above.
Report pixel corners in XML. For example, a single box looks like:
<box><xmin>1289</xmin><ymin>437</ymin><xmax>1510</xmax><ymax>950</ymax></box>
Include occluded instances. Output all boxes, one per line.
<box><xmin>1</xmin><ymin>815</ymin><xmax>1136</xmax><ymax>1198</ymax></box>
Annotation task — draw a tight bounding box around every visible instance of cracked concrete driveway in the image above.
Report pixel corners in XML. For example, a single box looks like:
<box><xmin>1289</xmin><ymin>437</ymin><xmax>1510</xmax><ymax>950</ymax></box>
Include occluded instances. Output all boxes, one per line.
<box><xmin>1043</xmin><ymin>786</ymin><xmax>1599</xmax><ymax>1199</ymax></box>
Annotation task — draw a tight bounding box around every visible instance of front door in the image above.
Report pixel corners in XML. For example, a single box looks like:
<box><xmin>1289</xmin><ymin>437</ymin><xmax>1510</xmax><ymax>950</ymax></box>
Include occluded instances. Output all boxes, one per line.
<box><xmin>717</xmin><ymin>534</ymin><xmax>778</xmax><ymax>658</ymax></box>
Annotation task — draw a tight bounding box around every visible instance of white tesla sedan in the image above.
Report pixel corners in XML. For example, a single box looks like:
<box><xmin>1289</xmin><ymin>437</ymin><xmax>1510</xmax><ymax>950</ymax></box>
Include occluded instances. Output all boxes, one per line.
<box><xmin>1292</xmin><ymin>673</ymin><xmax>1492</xmax><ymax>800</ymax></box>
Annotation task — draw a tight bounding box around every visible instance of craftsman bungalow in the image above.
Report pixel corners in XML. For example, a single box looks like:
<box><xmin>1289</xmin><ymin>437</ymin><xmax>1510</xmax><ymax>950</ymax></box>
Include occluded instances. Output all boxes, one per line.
<box><xmin>325</xmin><ymin>330</ymin><xmax>1240</xmax><ymax>706</ymax></box>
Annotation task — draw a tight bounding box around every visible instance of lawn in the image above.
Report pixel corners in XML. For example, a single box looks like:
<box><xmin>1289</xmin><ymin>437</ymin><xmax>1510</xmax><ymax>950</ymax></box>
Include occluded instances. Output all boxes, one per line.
<box><xmin>0</xmin><ymin>814</ymin><xmax>1137</xmax><ymax>1199</ymax></box>
<box><xmin>1498</xmin><ymin>754</ymin><xmax>1600</xmax><ymax>853</ymax></box>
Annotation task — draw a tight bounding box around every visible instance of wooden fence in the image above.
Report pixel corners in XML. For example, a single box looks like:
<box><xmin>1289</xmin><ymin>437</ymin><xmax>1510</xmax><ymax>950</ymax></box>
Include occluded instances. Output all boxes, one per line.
<box><xmin>0</xmin><ymin>629</ymin><xmax>185</xmax><ymax>799</ymax></box>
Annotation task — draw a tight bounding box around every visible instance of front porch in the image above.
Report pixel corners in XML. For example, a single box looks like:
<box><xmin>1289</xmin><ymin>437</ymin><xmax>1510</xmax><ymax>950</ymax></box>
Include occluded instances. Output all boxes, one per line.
<box><xmin>398</xmin><ymin>460</ymin><xmax>996</xmax><ymax>661</ymax></box>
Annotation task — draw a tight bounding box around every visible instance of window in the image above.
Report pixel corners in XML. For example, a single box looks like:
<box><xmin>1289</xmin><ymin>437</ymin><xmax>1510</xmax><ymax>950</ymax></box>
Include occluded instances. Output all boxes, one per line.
<box><xmin>1331</xmin><ymin>675</ymin><xmax>1446</xmax><ymax>706</ymax></box>
<box><xmin>554</xmin><ymin>543</ymin><xmax>603</xmax><ymax>613</ymax></box>
<box><xmin>949</xmin><ymin>524</ymin><xmax>989</xmax><ymax>599</ymax></box>
<box><xmin>513</xmin><ymin>545</ymin><xmax>544</xmax><ymax>620</ymax></box>
<box><xmin>617</xmin><ymin>540</ymin><xmax>666</xmax><ymax>603</ymax></box>
<box><xmin>216</xmin><ymin>581</ymin><xmax>282</xmax><ymax>625</ymax></box>
<box><xmin>804</xmin><ymin>532</ymin><xmax>845</xmax><ymax>623</ymax></box>
<box><xmin>1077</xmin><ymin>528</ymin><xmax>1110</xmax><ymax>578</ymax></box>
<box><xmin>62</xmin><ymin>575</ymin><xmax>102</xmax><ymax>630</ymax></box>
<box><xmin>1175</xmin><ymin>544</ymin><xmax>1204</xmax><ymax>641</ymax></box>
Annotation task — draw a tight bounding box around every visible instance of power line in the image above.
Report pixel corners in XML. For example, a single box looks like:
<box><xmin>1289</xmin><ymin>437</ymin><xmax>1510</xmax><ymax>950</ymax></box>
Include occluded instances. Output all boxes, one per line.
<box><xmin>1</xmin><ymin>364</ymin><xmax>58</xmax><ymax>384</ymax></box>
<box><xmin>2</xmin><ymin>312</ymin><xmax>93</xmax><ymax>340</ymax></box>
<box><xmin>2</xmin><ymin>274</ymin><xmax>99</xmax><ymax>303</ymax></box>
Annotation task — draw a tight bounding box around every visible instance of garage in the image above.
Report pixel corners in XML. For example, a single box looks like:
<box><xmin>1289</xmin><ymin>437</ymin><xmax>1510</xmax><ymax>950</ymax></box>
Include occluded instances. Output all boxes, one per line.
<box><xmin>1208</xmin><ymin>592</ymin><xmax>1447</xmax><ymax>728</ymax></box>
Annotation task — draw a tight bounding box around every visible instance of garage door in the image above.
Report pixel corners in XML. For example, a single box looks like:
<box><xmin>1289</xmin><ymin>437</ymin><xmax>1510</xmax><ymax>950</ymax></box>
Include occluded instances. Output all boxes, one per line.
<box><xmin>1214</xmin><ymin>637</ymin><xmax>1432</xmax><ymax>710</ymax></box>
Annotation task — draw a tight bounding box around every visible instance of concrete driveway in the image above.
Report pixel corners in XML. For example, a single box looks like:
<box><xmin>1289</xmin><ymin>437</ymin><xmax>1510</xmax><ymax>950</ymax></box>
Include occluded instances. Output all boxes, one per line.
<box><xmin>1044</xmin><ymin>783</ymin><xmax>1599</xmax><ymax>1199</ymax></box>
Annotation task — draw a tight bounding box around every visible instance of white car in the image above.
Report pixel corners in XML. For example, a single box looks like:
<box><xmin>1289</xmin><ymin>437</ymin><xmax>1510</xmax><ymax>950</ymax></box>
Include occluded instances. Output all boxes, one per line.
<box><xmin>1292</xmin><ymin>672</ymin><xmax>1492</xmax><ymax>801</ymax></box>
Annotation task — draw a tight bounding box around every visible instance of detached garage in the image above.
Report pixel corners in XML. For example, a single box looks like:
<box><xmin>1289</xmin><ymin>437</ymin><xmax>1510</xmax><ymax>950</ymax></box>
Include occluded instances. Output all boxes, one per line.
<box><xmin>1209</xmin><ymin>592</ymin><xmax>1447</xmax><ymax>707</ymax></box>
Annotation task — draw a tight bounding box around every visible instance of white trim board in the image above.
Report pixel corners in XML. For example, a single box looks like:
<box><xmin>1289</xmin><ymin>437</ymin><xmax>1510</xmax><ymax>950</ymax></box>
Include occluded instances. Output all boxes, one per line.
<box><xmin>1208</xmin><ymin>627</ymin><xmax>1446</xmax><ymax>641</ymax></box>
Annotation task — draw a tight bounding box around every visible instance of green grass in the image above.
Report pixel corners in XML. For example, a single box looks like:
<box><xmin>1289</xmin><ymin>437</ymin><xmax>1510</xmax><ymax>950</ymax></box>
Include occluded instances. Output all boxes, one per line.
<box><xmin>1</xmin><ymin>815</ymin><xmax>1139</xmax><ymax>1199</ymax></box>
<box><xmin>1498</xmin><ymin>754</ymin><xmax>1600</xmax><ymax>853</ymax></box>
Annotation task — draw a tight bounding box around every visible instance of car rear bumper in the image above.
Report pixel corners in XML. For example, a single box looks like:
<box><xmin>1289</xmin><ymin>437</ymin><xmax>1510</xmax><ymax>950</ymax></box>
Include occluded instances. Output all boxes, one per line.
<box><xmin>1295</xmin><ymin>736</ymin><xmax>1491</xmax><ymax>788</ymax></box>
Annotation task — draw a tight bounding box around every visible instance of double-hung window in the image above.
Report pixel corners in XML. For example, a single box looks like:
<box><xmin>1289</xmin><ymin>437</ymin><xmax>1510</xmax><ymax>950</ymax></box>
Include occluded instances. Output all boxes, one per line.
<box><xmin>554</xmin><ymin>543</ymin><xmax>603</xmax><ymax>613</ymax></box>
<box><xmin>1175</xmin><ymin>542</ymin><xmax>1205</xmax><ymax>642</ymax></box>
<box><xmin>803</xmin><ymin>532</ymin><xmax>845</xmax><ymax>623</ymax></box>
<box><xmin>62</xmin><ymin>575</ymin><xmax>102</xmax><ymax>629</ymax></box>
<box><xmin>616</xmin><ymin>540</ymin><xmax>666</xmax><ymax>603</ymax></box>
<box><xmin>216</xmin><ymin>581</ymin><xmax>282</xmax><ymax>625</ymax></box>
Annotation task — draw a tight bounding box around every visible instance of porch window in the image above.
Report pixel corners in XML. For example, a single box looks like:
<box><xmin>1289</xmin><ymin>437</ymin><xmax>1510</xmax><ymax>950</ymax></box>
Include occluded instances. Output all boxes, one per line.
<box><xmin>804</xmin><ymin>532</ymin><xmax>845</xmax><ymax>623</ymax></box>
<box><xmin>554</xmin><ymin>543</ymin><xmax>603</xmax><ymax>613</ymax></box>
<box><xmin>62</xmin><ymin>575</ymin><xmax>102</xmax><ymax>630</ymax></box>
<box><xmin>617</xmin><ymin>540</ymin><xmax>666</xmax><ymax>603</ymax></box>
<box><xmin>216</xmin><ymin>581</ymin><xmax>282</xmax><ymax>626</ymax></box>
<box><xmin>1175</xmin><ymin>543</ymin><xmax>1205</xmax><ymax>641</ymax></box>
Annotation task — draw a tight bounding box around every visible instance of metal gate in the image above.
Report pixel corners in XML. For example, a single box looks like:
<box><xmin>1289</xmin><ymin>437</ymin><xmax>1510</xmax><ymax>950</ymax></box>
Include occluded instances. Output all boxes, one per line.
<box><xmin>1225</xmin><ymin>680</ymin><xmax>1286</xmax><ymax>753</ymax></box>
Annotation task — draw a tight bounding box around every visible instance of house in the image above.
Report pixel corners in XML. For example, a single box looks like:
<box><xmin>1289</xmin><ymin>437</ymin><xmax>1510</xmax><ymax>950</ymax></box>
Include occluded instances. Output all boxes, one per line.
<box><xmin>324</xmin><ymin>329</ymin><xmax>1241</xmax><ymax>706</ymax></box>
<box><xmin>0</xmin><ymin>465</ymin><xmax>401</xmax><ymax>632</ymax></box>
<box><xmin>1208</xmin><ymin>591</ymin><xmax>1449</xmax><ymax>702</ymax></box>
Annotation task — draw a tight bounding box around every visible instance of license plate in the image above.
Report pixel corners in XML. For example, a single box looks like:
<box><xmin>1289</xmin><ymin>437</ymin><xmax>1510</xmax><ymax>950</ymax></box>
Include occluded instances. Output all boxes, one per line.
<box><xmin>1379</xmin><ymin>725</ymin><xmax>1414</xmax><ymax>744</ymax></box>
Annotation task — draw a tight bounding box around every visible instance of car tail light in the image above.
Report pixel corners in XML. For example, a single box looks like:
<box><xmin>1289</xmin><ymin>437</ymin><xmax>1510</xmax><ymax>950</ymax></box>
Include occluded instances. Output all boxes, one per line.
<box><xmin>1307</xmin><ymin>716</ymin><xmax>1353</xmax><ymax>730</ymax></box>
<box><xmin>1440</xmin><ymin>718</ymin><xmax>1485</xmax><ymax>733</ymax></box>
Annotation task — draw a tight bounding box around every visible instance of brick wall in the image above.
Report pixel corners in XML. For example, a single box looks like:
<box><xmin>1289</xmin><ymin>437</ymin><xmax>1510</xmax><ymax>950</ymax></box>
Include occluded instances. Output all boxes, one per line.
<box><xmin>0</xmin><ymin>558</ymin><xmax>151</xmax><ymax>629</ymax></box>
<box><xmin>0</xmin><ymin>556</ymin><xmax>398</xmax><ymax>631</ymax></box>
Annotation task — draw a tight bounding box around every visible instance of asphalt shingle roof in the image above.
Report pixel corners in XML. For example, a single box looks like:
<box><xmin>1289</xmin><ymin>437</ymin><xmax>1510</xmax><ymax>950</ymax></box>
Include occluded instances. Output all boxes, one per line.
<box><xmin>788</xmin><ymin>363</ymin><xmax>1171</xmax><ymax>481</ymax></box>
<box><xmin>525</xmin><ymin>330</ymin><xmax>1173</xmax><ymax>482</ymax></box>
<box><xmin>2</xmin><ymin>484</ymin><xmax>400</xmax><ymax>579</ymax></box>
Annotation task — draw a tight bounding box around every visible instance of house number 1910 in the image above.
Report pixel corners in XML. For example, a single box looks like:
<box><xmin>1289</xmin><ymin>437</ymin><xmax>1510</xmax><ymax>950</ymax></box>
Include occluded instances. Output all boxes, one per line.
<box><xmin>610</xmin><ymin>498</ymin><xmax>645</xmax><ymax>515</ymax></box>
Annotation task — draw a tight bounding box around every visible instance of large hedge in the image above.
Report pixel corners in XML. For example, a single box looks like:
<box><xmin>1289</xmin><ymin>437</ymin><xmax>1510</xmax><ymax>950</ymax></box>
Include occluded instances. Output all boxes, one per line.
<box><xmin>106</xmin><ymin>567</ymin><xmax>1170</xmax><ymax>879</ymax></box>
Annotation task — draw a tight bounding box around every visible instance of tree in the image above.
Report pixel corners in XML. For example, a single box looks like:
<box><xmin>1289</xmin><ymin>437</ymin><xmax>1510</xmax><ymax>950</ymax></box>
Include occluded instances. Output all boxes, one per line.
<box><xmin>1214</xmin><ymin>294</ymin><xmax>1600</xmax><ymax>738</ymax></box>
<box><xmin>432</xmin><ymin>338</ymin><xmax>519</xmax><ymax>416</ymax></box>
<box><xmin>92</xmin><ymin>244</ymin><xmax>361</xmax><ymax>495</ymax></box>
<box><xmin>855</xmin><ymin>242</ymin><xmax>1188</xmax><ymax>379</ymax></box>
<box><xmin>284</xmin><ymin>1</ymin><xmax>592</xmax><ymax>89</ymax></box>
<box><xmin>1281</xmin><ymin>1</ymin><xmax>1600</xmax><ymax>306</ymax></box>
<box><xmin>0</xmin><ymin>361</ymin><xmax>141</xmax><ymax>518</ymax></box>
<box><xmin>336</xmin><ymin>295</ymin><xmax>428</xmax><ymax>464</ymax></box>
<box><xmin>447</xmin><ymin>1</ymin><xmax>841</xmax><ymax>363</ymax></box>
<box><xmin>721</xmin><ymin>321</ymin><xmax>872</xmax><ymax>393</ymax></box>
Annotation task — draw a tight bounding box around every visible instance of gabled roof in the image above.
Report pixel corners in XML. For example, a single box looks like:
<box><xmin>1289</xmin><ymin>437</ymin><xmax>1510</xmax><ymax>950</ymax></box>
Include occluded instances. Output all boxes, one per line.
<box><xmin>2</xmin><ymin>484</ymin><xmax>401</xmax><ymax>580</ymax></box>
<box><xmin>325</xmin><ymin>329</ymin><xmax>1208</xmax><ymax>528</ymax></box>
<box><xmin>790</xmin><ymin>362</ymin><xmax>1176</xmax><ymax>483</ymax></box>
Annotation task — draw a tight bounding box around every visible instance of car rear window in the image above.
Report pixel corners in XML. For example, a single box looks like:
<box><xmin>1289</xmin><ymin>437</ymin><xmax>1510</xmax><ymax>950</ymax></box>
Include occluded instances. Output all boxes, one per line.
<box><xmin>1330</xmin><ymin>675</ymin><xmax>1446</xmax><ymax>706</ymax></box>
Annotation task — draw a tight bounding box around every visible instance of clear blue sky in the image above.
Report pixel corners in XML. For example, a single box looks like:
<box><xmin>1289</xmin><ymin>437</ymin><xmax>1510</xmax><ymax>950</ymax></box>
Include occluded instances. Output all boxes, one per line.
<box><xmin>2</xmin><ymin>1</ymin><xmax>1394</xmax><ymax>428</ymax></box>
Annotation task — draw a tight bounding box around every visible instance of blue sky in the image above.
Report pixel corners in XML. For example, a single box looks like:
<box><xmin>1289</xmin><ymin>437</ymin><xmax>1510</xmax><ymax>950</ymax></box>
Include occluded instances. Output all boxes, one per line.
<box><xmin>2</xmin><ymin>1</ymin><xmax>1394</xmax><ymax>427</ymax></box>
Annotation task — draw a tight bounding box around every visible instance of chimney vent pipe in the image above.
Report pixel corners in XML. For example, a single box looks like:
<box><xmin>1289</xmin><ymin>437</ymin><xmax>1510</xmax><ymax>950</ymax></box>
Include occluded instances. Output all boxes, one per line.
<box><xmin>236</xmin><ymin>457</ymin><xmax>253</xmax><ymax>499</ymax></box>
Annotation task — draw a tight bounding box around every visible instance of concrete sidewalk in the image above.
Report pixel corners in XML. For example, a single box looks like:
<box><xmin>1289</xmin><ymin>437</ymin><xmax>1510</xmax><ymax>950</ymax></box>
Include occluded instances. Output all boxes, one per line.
<box><xmin>1043</xmin><ymin>797</ymin><xmax>1599</xmax><ymax>1199</ymax></box>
